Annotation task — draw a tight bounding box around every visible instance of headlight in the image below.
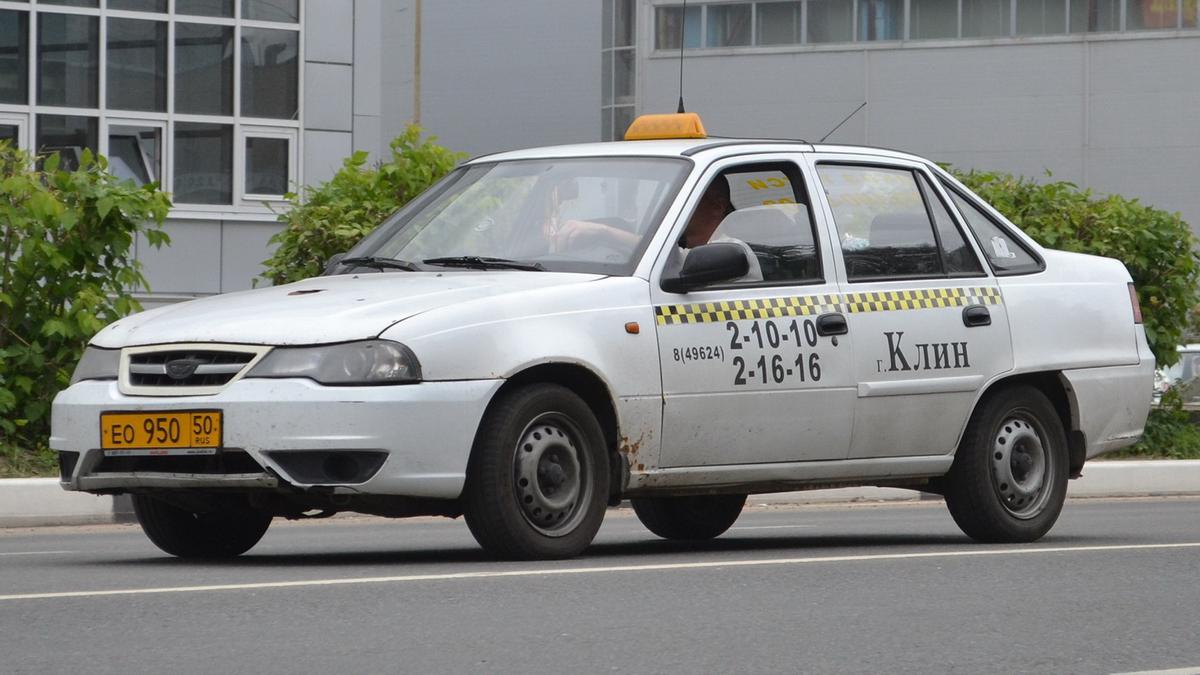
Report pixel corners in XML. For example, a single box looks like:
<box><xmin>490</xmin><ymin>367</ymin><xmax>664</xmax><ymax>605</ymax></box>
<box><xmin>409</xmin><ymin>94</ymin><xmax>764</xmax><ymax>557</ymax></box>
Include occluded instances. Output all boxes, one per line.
<box><xmin>69</xmin><ymin>346</ymin><xmax>120</xmax><ymax>385</ymax></box>
<box><xmin>246</xmin><ymin>340</ymin><xmax>422</xmax><ymax>385</ymax></box>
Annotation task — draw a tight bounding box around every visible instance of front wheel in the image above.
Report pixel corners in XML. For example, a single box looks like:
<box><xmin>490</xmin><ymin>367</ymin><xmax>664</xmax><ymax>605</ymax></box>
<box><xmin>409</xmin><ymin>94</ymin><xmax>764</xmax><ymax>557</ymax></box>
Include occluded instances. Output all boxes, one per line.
<box><xmin>462</xmin><ymin>384</ymin><xmax>609</xmax><ymax>560</ymax></box>
<box><xmin>631</xmin><ymin>494</ymin><xmax>747</xmax><ymax>541</ymax></box>
<box><xmin>943</xmin><ymin>385</ymin><xmax>1068</xmax><ymax>543</ymax></box>
<box><xmin>132</xmin><ymin>494</ymin><xmax>272</xmax><ymax>558</ymax></box>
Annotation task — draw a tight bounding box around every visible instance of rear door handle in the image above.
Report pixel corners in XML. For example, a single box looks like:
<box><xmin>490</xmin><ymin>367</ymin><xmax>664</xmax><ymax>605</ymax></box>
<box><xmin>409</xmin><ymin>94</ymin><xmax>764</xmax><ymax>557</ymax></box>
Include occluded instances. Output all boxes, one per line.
<box><xmin>963</xmin><ymin>305</ymin><xmax>991</xmax><ymax>327</ymax></box>
<box><xmin>816</xmin><ymin>312</ymin><xmax>848</xmax><ymax>336</ymax></box>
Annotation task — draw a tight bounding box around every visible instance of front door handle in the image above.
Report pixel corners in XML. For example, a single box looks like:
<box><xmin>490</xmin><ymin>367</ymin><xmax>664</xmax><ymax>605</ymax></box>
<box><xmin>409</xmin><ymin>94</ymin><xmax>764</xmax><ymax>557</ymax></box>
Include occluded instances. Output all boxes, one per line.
<box><xmin>816</xmin><ymin>312</ymin><xmax>848</xmax><ymax>336</ymax></box>
<box><xmin>963</xmin><ymin>305</ymin><xmax>991</xmax><ymax>327</ymax></box>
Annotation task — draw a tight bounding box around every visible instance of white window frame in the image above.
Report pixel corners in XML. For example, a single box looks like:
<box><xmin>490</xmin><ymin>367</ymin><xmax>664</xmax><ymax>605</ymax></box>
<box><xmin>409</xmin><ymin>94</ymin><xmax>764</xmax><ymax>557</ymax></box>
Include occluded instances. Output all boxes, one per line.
<box><xmin>0</xmin><ymin>111</ymin><xmax>29</xmax><ymax>149</ymax></box>
<box><xmin>103</xmin><ymin>116</ymin><xmax>167</xmax><ymax>187</ymax></box>
<box><xmin>238</xmin><ymin>124</ymin><xmax>296</xmax><ymax>204</ymax></box>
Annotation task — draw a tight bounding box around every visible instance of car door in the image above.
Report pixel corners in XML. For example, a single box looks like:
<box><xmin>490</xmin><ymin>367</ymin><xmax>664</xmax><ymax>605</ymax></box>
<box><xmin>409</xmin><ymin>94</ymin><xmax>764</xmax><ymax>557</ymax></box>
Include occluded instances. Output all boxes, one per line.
<box><xmin>807</xmin><ymin>154</ymin><xmax>1014</xmax><ymax>459</ymax></box>
<box><xmin>651</xmin><ymin>155</ymin><xmax>856</xmax><ymax>468</ymax></box>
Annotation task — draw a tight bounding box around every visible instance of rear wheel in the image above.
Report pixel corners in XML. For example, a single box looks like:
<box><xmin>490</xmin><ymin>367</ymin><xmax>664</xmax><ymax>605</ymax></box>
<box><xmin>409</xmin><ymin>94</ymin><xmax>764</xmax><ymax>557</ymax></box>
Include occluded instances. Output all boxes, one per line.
<box><xmin>943</xmin><ymin>385</ymin><xmax>1068</xmax><ymax>543</ymax></box>
<box><xmin>132</xmin><ymin>494</ymin><xmax>272</xmax><ymax>558</ymax></box>
<box><xmin>462</xmin><ymin>384</ymin><xmax>609</xmax><ymax>560</ymax></box>
<box><xmin>631</xmin><ymin>494</ymin><xmax>747</xmax><ymax>541</ymax></box>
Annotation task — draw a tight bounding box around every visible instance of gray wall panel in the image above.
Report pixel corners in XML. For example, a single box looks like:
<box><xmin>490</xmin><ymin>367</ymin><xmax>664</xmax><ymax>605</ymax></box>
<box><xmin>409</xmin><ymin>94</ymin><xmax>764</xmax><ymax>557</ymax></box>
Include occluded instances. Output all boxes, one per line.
<box><xmin>418</xmin><ymin>0</ymin><xmax>601</xmax><ymax>156</ymax></box>
<box><xmin>642</xmin><ymin>51</ymin><xmax>868</xmax><ymax>141</ymax></box>
<box><xmin>640</xmin><ymin>36</ymin><xmax>1200</xmax><ymax>230</ymax></box>
<box><xmin>304</xmin><ymin>129</ymin><xmax>353</xmax><ymax>185</ymax></box>
<box><xmin>380</xmin><ymin>0</ymin><xmax>417</xmax><ymax>148</ymax></box>
<box><xmin>220</xmin><ymin>222</ymin><xmax>282</xmax><ymax>291</ymax></box>
<box><xmin>304</xmin><ymin>0</ymin><xmax>354</xmax><ymax>64</ymax></box>
<box><xmin>138</xmin><ymin>221</ymin><xmax>222</xmax><ymax>295</ymax></box>
<box><xmin>304</xmin><ymin>62</ymin><xmax>354</xmax><ymax>131</ymax></box>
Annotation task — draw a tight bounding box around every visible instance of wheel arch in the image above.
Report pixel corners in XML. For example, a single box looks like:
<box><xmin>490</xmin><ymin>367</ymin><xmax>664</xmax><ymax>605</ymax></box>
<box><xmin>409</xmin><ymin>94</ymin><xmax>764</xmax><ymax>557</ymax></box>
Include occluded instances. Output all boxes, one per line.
<box><xmin>969</xmin><ymin>371</ymin><xmax>1086</xmax><ymax>478</ymax></box>
<box><xmin>481</xmin><ymin>362</ymin><xmax>626</xmax><ymax>498</ymax></box>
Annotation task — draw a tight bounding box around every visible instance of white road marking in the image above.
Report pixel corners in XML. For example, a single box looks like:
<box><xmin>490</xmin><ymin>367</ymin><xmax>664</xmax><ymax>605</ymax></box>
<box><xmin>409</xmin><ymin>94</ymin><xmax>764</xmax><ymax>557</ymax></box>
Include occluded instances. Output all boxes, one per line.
<box><xmin>0</xmin><ymin>550</ymin><xmax>76</xmax><ymax>557</ymax></box>
<box><xmin>1104</xmin><ymin>662</ymin><xmax>1200</xmax><ymax>667</ymax></box>
<box><xmin>1</xmin><ymin>541</ymin><xmax>1197</xmax><ymax>602</ymax></box>
<box><xmin>729</xmin><ymin>525</ymin><xmax>815</xmax><ymax>531</ymax></box>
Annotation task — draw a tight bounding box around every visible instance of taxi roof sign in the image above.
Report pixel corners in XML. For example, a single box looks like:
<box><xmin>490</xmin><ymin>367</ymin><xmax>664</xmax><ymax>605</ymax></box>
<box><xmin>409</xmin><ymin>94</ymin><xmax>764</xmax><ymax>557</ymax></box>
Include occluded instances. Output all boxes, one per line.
<box><xmin>623</xmin><ymin>113</ymin><xmax>708</xmax><ymax>141</ymax></box>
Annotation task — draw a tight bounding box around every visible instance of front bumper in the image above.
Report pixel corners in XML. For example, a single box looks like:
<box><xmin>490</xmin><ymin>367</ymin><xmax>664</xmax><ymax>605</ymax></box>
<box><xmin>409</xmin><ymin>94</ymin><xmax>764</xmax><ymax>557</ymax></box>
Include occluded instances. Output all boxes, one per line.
<box><xmin>51</xmin><ymin>377</ymin><xmax>503</xmax><ymax>499</ymax></box>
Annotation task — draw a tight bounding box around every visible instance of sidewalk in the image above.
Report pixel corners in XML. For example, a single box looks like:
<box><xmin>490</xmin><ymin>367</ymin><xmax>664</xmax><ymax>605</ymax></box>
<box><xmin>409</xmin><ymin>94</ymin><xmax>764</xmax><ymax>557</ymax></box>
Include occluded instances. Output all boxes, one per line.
<box><xmin>2</xmin><ymin>460</ymin><xmax>1198</xmax><ymax>528</ymax></box>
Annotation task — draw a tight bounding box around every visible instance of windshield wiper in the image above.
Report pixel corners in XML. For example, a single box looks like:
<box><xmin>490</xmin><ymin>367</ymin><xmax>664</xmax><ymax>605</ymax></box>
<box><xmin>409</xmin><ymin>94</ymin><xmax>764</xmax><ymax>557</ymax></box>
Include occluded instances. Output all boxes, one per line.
<box><xmin>423</xmin><ymin>256</ymin><xmax>544</xmax><ymax>271</ymax></box>
<box><xmin>337</xmin><ymin>256</ymin><xmax>420</xmax><ymax>272</ymax></box>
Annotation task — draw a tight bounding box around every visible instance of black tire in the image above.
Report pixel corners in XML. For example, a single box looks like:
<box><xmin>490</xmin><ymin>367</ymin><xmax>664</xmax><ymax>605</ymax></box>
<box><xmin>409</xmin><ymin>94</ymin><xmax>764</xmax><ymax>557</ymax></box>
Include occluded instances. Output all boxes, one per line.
<box><xmin>132</xmin><ymin>494</ymin><xmax>272</xmax><ymax>558</ymax></box>
<box><xmin>631</xmin><ymin>494</ymin><xmax>747</xmax><ymax>541</ymax></box>
<box><xmin>462</xmin><ymin>384</ymin><xmax>609</xmax><ymax>560</ymax></box>
<box><xmin>943</xmin><ymin>385</ymin><xmax>1068</xmax><ymax>543</ymax></box>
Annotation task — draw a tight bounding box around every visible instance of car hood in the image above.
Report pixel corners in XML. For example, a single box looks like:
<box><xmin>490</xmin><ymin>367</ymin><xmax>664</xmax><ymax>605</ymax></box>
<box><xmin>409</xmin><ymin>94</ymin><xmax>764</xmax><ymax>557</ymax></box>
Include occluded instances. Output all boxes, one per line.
<box><xmin>92</xmin><ymin>271</ymin><xmax>605</xmax><ymax>348</ymax></box>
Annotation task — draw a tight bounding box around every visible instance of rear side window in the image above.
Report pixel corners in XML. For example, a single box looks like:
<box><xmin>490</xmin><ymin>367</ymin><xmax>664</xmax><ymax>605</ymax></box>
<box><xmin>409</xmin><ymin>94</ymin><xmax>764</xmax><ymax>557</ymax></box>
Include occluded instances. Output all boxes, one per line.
<box><xmin>942</xmin><ymin>184</ymin><xmax>1042</xmax><ymax>275</ymax></box>
<box><xmin>817</xmin><ymin>164</ymin><xmax>941</xmax><ymax>280</ymax></box>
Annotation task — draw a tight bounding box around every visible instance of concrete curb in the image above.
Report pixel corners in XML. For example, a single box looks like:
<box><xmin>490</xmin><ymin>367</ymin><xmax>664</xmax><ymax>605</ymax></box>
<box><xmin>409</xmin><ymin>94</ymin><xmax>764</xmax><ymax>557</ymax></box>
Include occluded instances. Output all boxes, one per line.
<box><xmin>2</xmin><ymin>460</ymin><xmax>1198</xmax><ymax>528</ymax></box>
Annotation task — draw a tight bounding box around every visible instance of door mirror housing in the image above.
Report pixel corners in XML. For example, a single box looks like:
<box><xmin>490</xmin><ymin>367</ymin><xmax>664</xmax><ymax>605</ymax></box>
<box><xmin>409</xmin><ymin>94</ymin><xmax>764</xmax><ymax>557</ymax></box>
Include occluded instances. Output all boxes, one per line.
<box><xmin>661</xmin><ymin>242</ymin><xmax>750</xmax><ymax>294</ymax></box>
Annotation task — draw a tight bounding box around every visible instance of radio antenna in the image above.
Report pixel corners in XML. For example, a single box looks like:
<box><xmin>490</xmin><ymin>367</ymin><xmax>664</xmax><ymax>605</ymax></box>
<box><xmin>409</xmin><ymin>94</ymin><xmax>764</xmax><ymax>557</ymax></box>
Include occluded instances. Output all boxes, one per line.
<box><xmin>676</xmin><ymin>0</ymin><xmax>687</xmax><ymax>113</ymax></box>
<box><xmin>819</xmin><ymin>101</ymin><xmax>867</xmax><ymax>143</ymax></box>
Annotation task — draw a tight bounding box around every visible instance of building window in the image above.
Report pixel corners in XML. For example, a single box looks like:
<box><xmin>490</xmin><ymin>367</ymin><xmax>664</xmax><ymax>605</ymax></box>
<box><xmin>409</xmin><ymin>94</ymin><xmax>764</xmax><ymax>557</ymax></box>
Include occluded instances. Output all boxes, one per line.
<box><xmin>108</xmin><ymin>122</ymin><xmax>164</xmax><ymax>187</ymax></box>
<box><xmin>177</xmin><ymin>0</ymin><xmax>234</xmax><ymax>18</ymax></box>
<box><xmin>175</xmin><ymin>23</ymin><xmax>234</xmax><ymax>116</ymax></box>
<box><xmin>107</xmin><ymin>18</ymin><xmax>168</xmax><ymax>112</ymax></box>
<box><xmin>242</xmin><ymin>130</ymin><xmax>295</xmax><ymax>199</ymax></box>
<box><xmin>859</xmin><ymin>0</ymin><xmax>906</xmax><ymax>39</ymax></box>
<box><xmin>174</xmin><ymin>122</ymin><xmax>233</xmax><ymax>204</ymax></box>
<box><xmin>37</xmin><ymin>13</ymin><xmax>98</xmax><ymax>108</ymax></box>
<box><xmin>0</xmin><ymin>10</ymin><xmax>28</xmax><ymax>105</ymax></box>
<box><xmin>0</xmin><ymin>2</ymin><xmax>301</xmax><ymax>207</ymax></box>
<box><xmin>1070</xmin><ymin>0</ymin><xmax>1121</xmax><ymax>31</ymax></box>
<box><xmin>602</xmin><ymin>0</ymin><xmax>637</xmax><ymax>141</ymax></box>
<box><xmin>243</xmin><ymin>0</ymin><xmax>299</xmax><ymax>23</ymax></box>
<box><xmin>808</xmin><ymin>0</ymin><xmax>855</xmax><ymax>42</ymax></box>
<box><xmin>36</xmin><ymin>114</ymin><xmax>98</xmax><ymax>171</ymax></box>
<box><xmin>706</xmin><ymin>3</ymin><xmax>752</xmax><ymax>45</ymax></box>
<box><xmin>653</xmin><ymin>0</ymin><xmax>1194</xmax><ymax>48</ymax></box>
<box><xmin>0</xmin><ymin>113</ymin><xmax>26</xmax><ymax>150</ymax></box>
<box><xmin>240</xmin><ymin>27</ymin><xmax>298</xmax><ymax>119</ymax></box>
<box><xmin>911</xmin><ymin>0</ymin><xmax>959</xmax><ymax>38</ymax></box>
<box><xmin>757</xmin><ymin>2</ymin><xmax>803</xmax><ymax>44</ymax></box>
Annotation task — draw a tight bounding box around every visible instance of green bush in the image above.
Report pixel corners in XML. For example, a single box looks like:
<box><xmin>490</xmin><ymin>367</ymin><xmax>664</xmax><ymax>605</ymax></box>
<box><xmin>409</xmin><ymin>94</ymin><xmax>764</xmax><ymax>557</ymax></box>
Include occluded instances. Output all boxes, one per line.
<box><xmin>952</xmin><ymin>169</ymin><xmax>1200</xmax><ymax>367</ymax></box>
<box><xmin>261</xmin><ymin>125</ymin><xmax>465</xmax><ymax>286</ymax></box>
<box><xmin>0</xmin><ymin>144</ymin><xmax>171</xmax><ymax>476</ymax></box>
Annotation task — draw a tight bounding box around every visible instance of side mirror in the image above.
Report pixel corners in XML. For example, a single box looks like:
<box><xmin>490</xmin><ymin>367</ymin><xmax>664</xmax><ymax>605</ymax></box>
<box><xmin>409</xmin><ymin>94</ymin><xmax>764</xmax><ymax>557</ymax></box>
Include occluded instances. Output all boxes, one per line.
<box><xmin>661</xmin><ymin>242</ymin><xmax>749</xmax><ymax>294</ymax></box>
<box><xmin>323</xmin><ymin>252</ymin><xmax>348</xmax><ymax>275</ymax></box>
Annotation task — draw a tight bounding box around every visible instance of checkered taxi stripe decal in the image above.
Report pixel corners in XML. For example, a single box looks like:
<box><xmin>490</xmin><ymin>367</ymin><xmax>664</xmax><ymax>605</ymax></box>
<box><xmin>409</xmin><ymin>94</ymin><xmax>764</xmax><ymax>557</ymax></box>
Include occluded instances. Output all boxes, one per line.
<box><xmin>654</xmin><ymin>287</ymin><xmax>1002</xmax><ymax>325</ymax></box>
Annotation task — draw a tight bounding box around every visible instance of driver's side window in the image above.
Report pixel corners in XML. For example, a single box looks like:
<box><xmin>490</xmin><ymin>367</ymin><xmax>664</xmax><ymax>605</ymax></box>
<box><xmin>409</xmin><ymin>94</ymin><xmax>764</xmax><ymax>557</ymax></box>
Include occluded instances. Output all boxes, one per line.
<box><xmin>683</xmin><ymin>162</ymin><xmax>823</xmax><ymax>285</ymax></box>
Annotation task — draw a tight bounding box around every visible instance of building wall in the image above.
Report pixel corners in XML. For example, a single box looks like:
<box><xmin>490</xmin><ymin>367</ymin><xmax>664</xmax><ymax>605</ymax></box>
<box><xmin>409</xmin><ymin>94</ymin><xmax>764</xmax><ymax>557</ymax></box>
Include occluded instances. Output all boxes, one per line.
<box><xmin>639</xmin><ymin>27</ymin><xmax>1200</xmax><ymax>232</ymax></box>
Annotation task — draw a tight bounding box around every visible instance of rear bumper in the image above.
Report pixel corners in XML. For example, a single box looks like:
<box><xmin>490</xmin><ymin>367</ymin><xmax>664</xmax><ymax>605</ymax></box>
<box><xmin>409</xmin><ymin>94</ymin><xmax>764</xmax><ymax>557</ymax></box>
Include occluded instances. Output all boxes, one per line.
<box><xmin>51</xmin><ymin>377</ymin><xmax>503</xmax><ymax>499</ymax></box>
<box><xmin>1063</xmin><ymin>329</ymin><xmax>1156</xmax><ymax>459</ymax></box>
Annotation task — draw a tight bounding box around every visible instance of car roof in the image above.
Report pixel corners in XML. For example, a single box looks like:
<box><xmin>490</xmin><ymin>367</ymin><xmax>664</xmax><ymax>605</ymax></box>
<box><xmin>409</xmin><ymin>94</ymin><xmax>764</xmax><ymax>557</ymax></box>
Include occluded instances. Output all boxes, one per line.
<box><xmin>469</xmin><ymin>139</ymin><xmax>934</xmax><ymax>166</ymax></box>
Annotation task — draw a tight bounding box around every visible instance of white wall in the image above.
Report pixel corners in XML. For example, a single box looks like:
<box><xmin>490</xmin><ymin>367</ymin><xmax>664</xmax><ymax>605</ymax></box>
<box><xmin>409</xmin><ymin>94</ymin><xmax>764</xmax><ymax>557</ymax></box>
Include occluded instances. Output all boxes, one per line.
<box><xmin>640</xmin><ymin>31</ymin><xmax>1200</xmax><ymax>232</ymax></box>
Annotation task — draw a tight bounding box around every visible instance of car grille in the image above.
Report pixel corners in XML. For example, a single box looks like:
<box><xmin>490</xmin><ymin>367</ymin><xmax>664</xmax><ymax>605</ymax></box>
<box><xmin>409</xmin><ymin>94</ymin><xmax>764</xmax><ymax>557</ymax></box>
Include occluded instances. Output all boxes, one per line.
<box><xmin>123</xmin><ymin>346</ymin><xmax>266</xmax><ymax>394</ymax></box>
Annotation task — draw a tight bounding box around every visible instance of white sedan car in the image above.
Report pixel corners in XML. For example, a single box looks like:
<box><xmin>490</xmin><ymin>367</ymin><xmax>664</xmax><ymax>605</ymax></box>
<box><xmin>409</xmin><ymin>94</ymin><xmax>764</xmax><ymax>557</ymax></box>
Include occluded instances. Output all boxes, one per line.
<box><xmin>52</xmin><ymin>114</ymin><xmax>1154</xmax><ymax>559</ymax></box>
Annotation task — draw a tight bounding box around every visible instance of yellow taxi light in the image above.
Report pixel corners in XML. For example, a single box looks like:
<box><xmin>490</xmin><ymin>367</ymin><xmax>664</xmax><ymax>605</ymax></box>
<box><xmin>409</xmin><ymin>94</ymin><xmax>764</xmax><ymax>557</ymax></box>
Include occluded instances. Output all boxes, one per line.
<box><xmin>623</xmin><ymin>113</ymin><xmax>708</xmax><ymax>141</ymax></box>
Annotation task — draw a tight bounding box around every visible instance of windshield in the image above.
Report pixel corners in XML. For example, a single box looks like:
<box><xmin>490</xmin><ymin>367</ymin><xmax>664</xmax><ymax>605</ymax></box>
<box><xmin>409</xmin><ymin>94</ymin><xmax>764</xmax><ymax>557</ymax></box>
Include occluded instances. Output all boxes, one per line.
<box><xmin>346</xmin><ymin>157</ymin><xmax>691</xmax><ymax>275</ymax></box>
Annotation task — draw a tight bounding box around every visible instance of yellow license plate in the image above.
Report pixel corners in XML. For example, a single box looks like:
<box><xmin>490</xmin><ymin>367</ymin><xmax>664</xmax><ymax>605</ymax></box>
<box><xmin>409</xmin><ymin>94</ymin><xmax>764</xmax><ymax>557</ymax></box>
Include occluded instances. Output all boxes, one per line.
<box><xmin>100</xmin><ymin>410</ymin><xmax>223</xmax><ymax>456</ymax></box>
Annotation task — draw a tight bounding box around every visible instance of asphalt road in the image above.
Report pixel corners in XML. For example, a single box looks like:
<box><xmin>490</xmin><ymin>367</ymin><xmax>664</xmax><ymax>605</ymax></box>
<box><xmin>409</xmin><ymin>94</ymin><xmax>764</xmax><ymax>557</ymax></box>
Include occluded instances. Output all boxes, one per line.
<box><xmin>1</xmin><ymin>498</ymin><xmax>1198</xmax><ymax>675</ymax></box>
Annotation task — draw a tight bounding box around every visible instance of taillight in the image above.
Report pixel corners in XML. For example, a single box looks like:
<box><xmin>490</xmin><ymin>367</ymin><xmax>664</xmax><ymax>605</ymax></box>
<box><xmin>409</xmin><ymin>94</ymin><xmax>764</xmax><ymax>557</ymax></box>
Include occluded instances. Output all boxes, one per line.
<box><xmin>1129</xmin><ymin>283</ymin><xmax>1143</xmax><ymax>324</ymax></box>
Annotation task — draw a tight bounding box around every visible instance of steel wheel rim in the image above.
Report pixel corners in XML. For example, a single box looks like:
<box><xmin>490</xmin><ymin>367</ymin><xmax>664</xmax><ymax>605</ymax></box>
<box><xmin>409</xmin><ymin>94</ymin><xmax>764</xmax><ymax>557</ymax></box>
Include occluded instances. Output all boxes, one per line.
<box><xmin>512</xmin><ymin>412</ymin><xmax>592</xmax><ymax>537</ymax></box>
<box><xmin>990</xmin><ymin>412</ymin><xmax>1052</xmax><ymax>519</ymax></box>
